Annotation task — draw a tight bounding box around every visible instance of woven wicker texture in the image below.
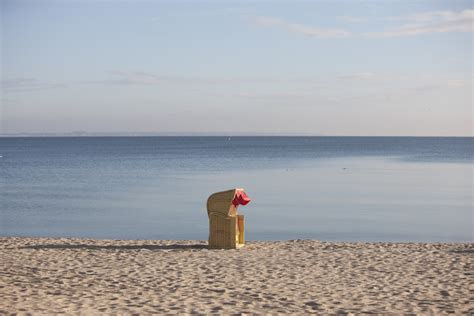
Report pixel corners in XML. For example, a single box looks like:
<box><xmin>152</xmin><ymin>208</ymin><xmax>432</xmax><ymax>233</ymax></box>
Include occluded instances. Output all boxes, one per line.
<box><xmin>207</xmin><ymin>189</ymin><xmax>247</xmax><ymax>249</ymax></box>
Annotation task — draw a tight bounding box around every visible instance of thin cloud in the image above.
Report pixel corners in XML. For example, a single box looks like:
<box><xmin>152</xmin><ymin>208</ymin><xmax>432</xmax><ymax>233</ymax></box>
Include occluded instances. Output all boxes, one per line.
<box><xmin>338</xmin><ymin>72</ymin><xmax>376</xmax><ymax>80</ymax></box>
<box><xmin>387</xmin><ymin>10</ymin><xmax>471</xmax><ymax>23</ymax></box>
<box><xmin>338</xmin><ymin>15</ymin><xmax>369</xmax><ymax>23</ymax></box>
<box><xmin>104</xmin><ymin>70</ymin><xmax>163</xmax><ymax>85</ymax></box>
<box><xmin>366</xmin><ymin>9</ymin><xmax>473</xmax><ymax>37</ymax></box>
<box><xmin>78</xmin><ymin>71</ymin><xmax>176</xmax><ymax>86</ymax></box>
<box><xmin>1</xmin><ymin>78</ymin><xmax>65</xmax><ymax>92</ymax></box>
<box><xmin>152</xmin><ymin>7</ymin><xmax>251</xmax><ymax>21</ymax></box>
<box><xmin>235</xmin><ymin>91</ymin><xmax>312</xmax><ymax>100</ymax></box>
<box><xmin>86</xmin><ymin>71</ymin><xmax>283</xmax><ymax>86</ymax></box>
<box><xmin>446</xmin><ymin>79</ymin><xmax>470</xmax><ymax>87</ymax></box>
<box><xmin>251</xmin><ymin>11</ymin><xmax>472</xmax><ymax>39</ymax></box>
<box><xmin>252</xmin><ymin>15</ymin><xmax>350</xmax><ymax>38</ymax></box>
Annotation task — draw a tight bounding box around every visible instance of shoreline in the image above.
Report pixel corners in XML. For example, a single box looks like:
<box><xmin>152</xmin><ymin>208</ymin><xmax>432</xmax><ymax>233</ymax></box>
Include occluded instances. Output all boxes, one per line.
<box><xmin>1</xmin><ymin>237</ymin><xmax>472</xmax><ymax>314</ymax></box>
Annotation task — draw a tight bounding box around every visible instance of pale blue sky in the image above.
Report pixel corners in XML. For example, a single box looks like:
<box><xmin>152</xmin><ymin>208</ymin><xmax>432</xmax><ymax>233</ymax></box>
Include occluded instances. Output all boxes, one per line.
<box><xmin>1</xmin><ymin>0</ymin><xmax>472</xmax><ymax>135</ymax></box>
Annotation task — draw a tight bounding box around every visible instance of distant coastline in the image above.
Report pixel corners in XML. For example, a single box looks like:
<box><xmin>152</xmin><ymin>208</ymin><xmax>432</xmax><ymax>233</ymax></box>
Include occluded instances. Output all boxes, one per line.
<box><xmin>0</xmin><ymin>133</ymin><xmax>471</xmax><ymax>138</ymax></box>
<box><xmin>0</xmin><ymin>132</ymin><xmax>325</xmax><ymax>137</ymax></box>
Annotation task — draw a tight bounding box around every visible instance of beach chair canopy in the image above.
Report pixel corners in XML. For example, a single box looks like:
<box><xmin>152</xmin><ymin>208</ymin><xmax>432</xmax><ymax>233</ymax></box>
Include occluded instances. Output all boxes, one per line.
<box><xmin>207</xmin><ymin>188</ymin><xmax>251</xmax><ymax>217</ymax></box>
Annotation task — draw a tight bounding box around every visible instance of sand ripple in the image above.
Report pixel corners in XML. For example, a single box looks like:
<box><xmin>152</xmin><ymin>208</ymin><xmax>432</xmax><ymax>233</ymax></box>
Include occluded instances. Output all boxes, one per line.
<box><xmin>1</xmin><ymin>237</ymin><xmax>472</xmax><ymax>314</ymax></box>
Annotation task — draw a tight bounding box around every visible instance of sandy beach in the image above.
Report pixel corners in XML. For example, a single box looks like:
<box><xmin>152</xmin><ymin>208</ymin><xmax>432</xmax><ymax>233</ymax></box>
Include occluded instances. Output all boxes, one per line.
<box><xmin>1</xmin><ymin>237</ymin><xmax>472</xmax><ymax>314</ymax></box>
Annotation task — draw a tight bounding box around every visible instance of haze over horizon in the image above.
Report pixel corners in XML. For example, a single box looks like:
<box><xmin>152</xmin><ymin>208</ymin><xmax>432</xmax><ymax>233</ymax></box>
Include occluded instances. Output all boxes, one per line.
<box><xmin>1</xmin><ymin>0</ymin><xmax>473</xmax><ymax>136</ymax></box>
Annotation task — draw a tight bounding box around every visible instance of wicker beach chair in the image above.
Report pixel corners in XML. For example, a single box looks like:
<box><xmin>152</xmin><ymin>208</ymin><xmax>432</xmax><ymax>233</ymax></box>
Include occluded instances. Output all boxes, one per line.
<box><xmin>207</xmin><ymin>188</ymin><xmax>251</xmax><ymax>249</ymax></box>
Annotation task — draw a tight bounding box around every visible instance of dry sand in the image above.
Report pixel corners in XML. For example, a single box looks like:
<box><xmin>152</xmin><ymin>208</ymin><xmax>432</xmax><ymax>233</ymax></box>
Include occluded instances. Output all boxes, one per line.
<box><xmin>1</xmin><ymin>237</ymin><xmax>472</xmax><ymax>314</ymax></box>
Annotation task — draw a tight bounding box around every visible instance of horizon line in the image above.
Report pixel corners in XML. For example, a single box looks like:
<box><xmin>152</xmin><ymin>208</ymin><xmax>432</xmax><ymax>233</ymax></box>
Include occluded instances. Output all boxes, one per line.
<box><xmin>0</xmin><ymin>132</ymin><xmax>472</xmax><ymax>138</ymax></box>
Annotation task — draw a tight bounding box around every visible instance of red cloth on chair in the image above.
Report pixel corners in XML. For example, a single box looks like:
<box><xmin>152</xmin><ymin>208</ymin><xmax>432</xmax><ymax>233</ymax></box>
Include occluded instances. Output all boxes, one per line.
<box><xmin>232</xmin><ymin>190</ymin><xmax>251</xmax><ymax>207</ymax></box>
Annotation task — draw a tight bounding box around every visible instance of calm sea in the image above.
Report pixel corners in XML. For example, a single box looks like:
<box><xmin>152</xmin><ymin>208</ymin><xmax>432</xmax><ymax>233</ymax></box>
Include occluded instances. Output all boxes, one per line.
<box><xmin>0</xmin><ymin>137</ymin><xmax>472</xmax><ymax>242</ymax></box>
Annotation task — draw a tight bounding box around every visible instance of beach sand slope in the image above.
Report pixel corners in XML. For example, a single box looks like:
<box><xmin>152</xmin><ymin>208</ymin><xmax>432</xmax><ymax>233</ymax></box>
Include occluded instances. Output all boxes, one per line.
<box><xmin>1</xmin><ymin>237</ymin><xmax>472</xmax><ymax>314</ymax></box>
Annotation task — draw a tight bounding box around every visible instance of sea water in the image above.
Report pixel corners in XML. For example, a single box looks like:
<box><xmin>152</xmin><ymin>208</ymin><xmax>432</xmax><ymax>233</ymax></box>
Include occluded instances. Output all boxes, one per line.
<box><xmin>0</xmin><ymin>137</ymin><xmax>472</xmax><ymax>242</ymax></box>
